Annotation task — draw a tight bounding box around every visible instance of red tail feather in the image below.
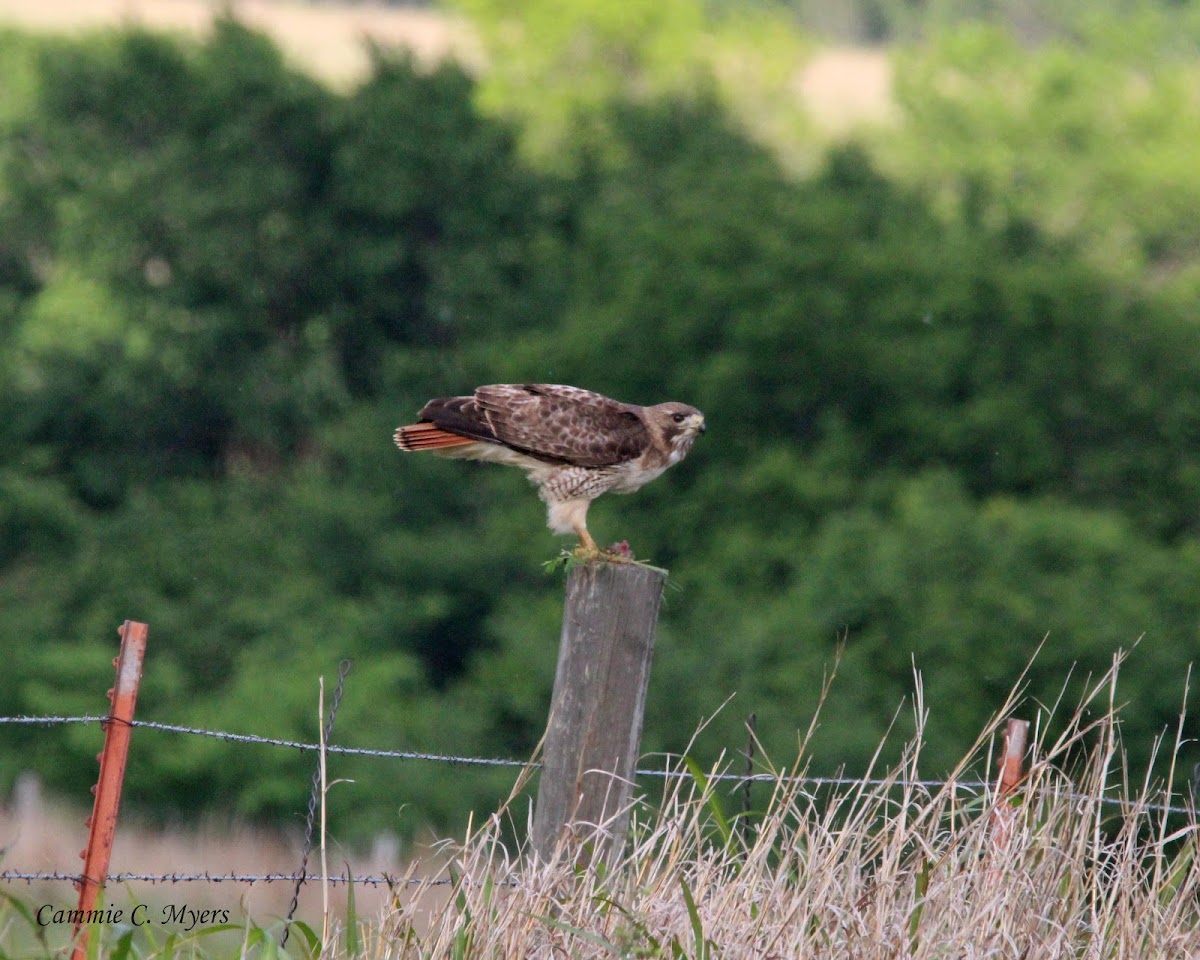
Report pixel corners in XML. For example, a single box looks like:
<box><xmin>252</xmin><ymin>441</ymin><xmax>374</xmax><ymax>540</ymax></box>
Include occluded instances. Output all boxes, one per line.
<box><xmin>393</xmin><ymin>423</ymin><xmax>476</xmax><ymax>452</ymax></box>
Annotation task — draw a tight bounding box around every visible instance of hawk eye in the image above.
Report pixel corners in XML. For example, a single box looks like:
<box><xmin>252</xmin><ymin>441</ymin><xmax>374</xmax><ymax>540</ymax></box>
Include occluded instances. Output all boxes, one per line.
<box><xmin>672</xmin><ymin>413</ymin><xmax>686</xmax><ymax>423</ymax></box>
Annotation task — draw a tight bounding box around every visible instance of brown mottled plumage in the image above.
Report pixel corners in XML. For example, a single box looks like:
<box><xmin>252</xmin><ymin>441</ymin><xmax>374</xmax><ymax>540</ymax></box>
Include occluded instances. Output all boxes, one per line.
<box><xmin>394</xmin><ymin>384</ymin><xmax>706</xmax><ymax>554</ymax></box>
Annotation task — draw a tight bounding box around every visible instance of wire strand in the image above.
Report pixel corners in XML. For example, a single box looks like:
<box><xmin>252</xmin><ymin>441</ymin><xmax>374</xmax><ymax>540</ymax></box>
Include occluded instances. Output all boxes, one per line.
<box><xmin>0</xmin><ymin>870</ymin><xmax>451</xmax><ymax>886</ymax></box>
<box><xmin>0</xmin><ymin>714</ymin><xmax>1193</xmax><ymax>818</ymax></box>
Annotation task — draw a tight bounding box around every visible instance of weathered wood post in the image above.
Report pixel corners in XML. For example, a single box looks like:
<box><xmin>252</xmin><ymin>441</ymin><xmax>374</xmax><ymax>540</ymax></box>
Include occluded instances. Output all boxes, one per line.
<box><xmin>531</xmin><ymin>560</ymin><xmax>667</xmax><ymax>864</ymax></box>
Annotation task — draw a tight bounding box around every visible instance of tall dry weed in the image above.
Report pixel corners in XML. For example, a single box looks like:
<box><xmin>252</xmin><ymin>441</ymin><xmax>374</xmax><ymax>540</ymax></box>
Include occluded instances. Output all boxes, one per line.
<box><xmin>373</xmin><ymin>653</ymin><xmax>1200</xmax><ymax>959</ymax></box>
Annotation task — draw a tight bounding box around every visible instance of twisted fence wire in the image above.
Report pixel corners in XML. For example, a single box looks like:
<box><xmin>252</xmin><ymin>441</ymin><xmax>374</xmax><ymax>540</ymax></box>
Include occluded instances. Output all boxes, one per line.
<box><xmin>0</xmin><ymin>712</ymin><xmax>992</xmax><ymax>790</ymax></box>
<box><xmin>0</xmin><ymin>715</ymin><xmax>531</xmax><ymax>768</ymax></box>
<box><xmin>4</xmin><ymin>712</ymin><xmax>1193</xmax><ymax>813</ymax></box>
<box><xmin>0</xmin><ymin>870</ymin><xmax>452</xmax><ymax>887</ymax></box>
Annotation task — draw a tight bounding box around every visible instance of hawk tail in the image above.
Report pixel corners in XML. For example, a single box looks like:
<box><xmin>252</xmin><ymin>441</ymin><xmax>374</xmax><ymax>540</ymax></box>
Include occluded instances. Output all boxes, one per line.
<box><xmin>393</xmin><ymin>423</ymin><xmax>477</xmax><ymax>452</ymax></box>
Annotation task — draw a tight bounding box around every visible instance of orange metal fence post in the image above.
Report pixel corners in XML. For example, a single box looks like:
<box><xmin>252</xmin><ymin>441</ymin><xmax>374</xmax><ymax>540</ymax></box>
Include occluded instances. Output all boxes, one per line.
<box><xmin>989</xmin><ymin>717</ymin><xmax>1029</xmax><ymax>858</ymax></box>
<box><xmin>72</xmin><ymin>620</ymin><xmax>148</xmax><ymax>960</ymax></box>
<box><xmin>996</xmin><ymin>718</ymin><xmax>1029</xmax><ymax>801</ymax></box>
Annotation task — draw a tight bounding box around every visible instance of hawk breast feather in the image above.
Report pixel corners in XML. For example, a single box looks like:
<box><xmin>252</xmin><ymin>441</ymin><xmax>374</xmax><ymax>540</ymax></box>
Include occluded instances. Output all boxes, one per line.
<box><xmin>418</xmin><ymin>384</ymin><xmax>651</xmax><ymax>467</ymax></box>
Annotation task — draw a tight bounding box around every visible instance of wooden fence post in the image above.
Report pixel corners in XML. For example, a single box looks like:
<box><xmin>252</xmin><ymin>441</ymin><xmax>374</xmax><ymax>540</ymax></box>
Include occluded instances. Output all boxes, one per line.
<box><xmin>73</xmin><ymin>621</ymin><xmax>148</xmax><ymax>960</ymax></box>
<box><xmin>531</xmin><ymin>561</ymin><xmax>667</xmax><ymax>865</ymax></box>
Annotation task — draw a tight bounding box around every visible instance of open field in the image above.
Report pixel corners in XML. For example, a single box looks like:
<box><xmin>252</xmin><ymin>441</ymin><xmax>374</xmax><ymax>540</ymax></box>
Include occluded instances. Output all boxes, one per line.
<box><xmin>0</xmin><ymin>0</ymin><xmax>479</xmax><ymax>81</ymax></box>
<box><xmin>0</xmin><ymin>0</ymin><xmax>892</xmax><ymax>121</ymax></box>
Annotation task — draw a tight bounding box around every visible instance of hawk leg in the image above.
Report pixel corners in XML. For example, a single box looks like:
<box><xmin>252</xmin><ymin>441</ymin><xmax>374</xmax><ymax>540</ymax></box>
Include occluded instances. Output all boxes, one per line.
<box><xmin>573</xmin><ymin>522</ymin><xmax>635</xmax><ymax>563</ymax></box>
<box><xmin>574</xmin><ymin>523</ymin><xmax>600</xmax><ymax>556</ymax></box>
<box><xmin>547</xmin><ymin>496</ymin><xmax>630</xmax><ymax>562</ymax></box>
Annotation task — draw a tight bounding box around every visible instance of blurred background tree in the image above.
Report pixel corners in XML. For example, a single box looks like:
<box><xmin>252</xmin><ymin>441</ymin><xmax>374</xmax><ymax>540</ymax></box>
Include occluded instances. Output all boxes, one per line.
<box><xmin>1</xmin><ymin>0</ymin><xmax>1198</xmax><ymax>846</ymax></box>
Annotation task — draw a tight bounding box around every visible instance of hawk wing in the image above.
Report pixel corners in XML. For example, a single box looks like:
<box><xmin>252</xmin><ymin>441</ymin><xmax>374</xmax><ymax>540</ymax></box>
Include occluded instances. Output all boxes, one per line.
<box><xmin>419</xmin><ymin>384</ymin><xmax>650</xmax><ymax>467</ymax></box>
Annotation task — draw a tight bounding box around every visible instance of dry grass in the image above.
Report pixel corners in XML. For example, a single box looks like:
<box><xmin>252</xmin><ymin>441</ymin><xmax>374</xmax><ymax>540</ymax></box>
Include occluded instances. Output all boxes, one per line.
<box><xmin>3</xmin><ymin>656</ymin><xmax>1198</xmax><ymax>957</ymax></box>
<box><xmin>363</xmin><ymin>656</ymin><xmax>1200</xmax><ymax>959</ymax></box>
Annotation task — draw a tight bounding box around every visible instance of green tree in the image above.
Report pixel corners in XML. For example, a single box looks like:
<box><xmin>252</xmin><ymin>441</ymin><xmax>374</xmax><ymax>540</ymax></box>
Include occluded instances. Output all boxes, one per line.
<box><xmin>3</xmin><ymin>14</ymin><xmax>1200</xmax><ymax>841</ymax></box>
<box><xmin>452</xmin><ymin>0</ymin><xmax>812</xmax><ymax>165</ymax></box>
<box><xmin>0</xmin><ymin>20</ymin><xmax>341</xmax><ymax>506</ymax></box>
<box><xmin>324</xmin><ymin>49</ymin><xmax>559</xmax><ymax>395</ymax></box>
<box><xmin>884</xmin><ymin>21</ymin><xmax>1200</xmax><ymax>304</ymax></box>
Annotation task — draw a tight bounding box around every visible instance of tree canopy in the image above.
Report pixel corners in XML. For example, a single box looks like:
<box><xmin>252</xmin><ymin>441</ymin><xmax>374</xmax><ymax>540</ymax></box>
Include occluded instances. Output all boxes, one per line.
<box><xmin>2</xmin><ymin>10</ymin><xmax>1198</xmax><ymax>843</ymax></box>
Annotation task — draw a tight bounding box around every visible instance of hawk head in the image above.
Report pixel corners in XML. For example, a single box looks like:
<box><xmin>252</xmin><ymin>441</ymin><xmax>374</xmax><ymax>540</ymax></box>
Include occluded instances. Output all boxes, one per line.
<box><xmin>646</xmin><ymin>402</ymin><xmax>706</xmax><ymax>464</ymax></box>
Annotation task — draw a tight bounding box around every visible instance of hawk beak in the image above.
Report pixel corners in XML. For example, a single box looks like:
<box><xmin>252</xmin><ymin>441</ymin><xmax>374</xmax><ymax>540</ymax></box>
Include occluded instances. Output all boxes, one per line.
<box><xmin>693</xmin><ymin>414</ymin><xmax>706</xmax><ymax>434</ymax></box>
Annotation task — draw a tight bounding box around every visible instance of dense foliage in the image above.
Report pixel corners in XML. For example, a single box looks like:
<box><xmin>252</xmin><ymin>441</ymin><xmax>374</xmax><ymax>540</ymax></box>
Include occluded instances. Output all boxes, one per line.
<box><xmin>784</xmin><ymin>0</ymin><xmax>1200</xmax><ymax>44</ymax></box>
<box><xmin>2</xmin><ymin>11</ymin><xmax>1198</xmax><ymax>844</ymax></box>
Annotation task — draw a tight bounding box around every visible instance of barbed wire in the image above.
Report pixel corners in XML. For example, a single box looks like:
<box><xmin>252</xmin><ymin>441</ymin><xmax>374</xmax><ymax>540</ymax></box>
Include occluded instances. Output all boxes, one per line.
<box><xmin>0</xmin><ymin>715</ymin><xmax>110</xmax><ymax>726</ymax></box>
<box><xmin>0</xmin><ymin>714</ymin><xmax>988</xmax><ymax>789</ymax></box>
<box><xmin>0</xmin><ymin>715</ymin><xmax>534</xmax><ymax>768</ymax></box>
<box><xmin>0</xmin><ymin>870</ymin><xmax>451</xmax><ymax>887</ymax></box>
<box><xmin>1</xmin><ymin>714</ymin><xmax>1194</xmax><ymax>819</ymax></box>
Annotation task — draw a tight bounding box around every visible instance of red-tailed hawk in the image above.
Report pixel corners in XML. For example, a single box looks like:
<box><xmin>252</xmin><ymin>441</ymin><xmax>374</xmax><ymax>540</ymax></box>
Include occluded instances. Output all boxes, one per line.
<box><xmin>394</xmin><ymin>384</ymin><xmax>706</xmax><ymax>556</ymax></box>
